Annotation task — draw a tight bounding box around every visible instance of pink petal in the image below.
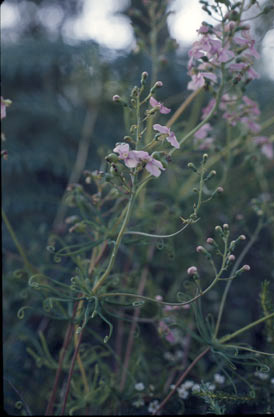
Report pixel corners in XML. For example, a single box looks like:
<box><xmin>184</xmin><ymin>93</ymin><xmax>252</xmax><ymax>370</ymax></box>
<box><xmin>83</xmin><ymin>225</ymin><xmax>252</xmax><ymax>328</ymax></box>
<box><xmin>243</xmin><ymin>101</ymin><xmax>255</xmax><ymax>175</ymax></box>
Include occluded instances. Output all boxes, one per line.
<box><xmin>261</xmin><ymin>144</ymin><xmax>273</xmax><ymax>159</ymax></box>
<box><xmin>113</xmin><ymin>143</ymin><xmax>129</xmax><ymax>156</ymax></box>
<box><xmin>166</xmin><ymin>132</ymin><xmax>180</xmax><ymax>149</ymax></box>
<box><xmin>160</xmin><ymin>104</ymin><xmax>171</xmax><ymax>114</ymax></box>
<box><xmin>149</xmin><ymin>96</ymin><xmax>160</xmax><ymax>108</ymax></box>
<box><xmin>153</xmin><ymin>124</ymin><xmax>170</xmax><ymax>135</ymax></box>
<box><xmin>202</xmin><ymin>72</ymin><xmax>217</xmax><ymax>82</ymax></box>
<box><xmin>145</xmin><ymin>162</ymin><xmax>161</xmax><ymax>177</ymax></box>
<box><xmin>124</xmin><ymin>158</ymin><xmax>139</xmax><ymax>168</ymax></box>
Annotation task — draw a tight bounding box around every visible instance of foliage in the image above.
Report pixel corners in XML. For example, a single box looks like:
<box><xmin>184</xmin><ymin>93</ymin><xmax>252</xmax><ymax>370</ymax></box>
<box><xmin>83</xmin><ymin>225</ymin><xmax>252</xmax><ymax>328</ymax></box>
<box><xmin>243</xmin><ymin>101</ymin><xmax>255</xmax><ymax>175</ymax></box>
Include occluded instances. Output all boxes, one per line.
<box><xmin>2</xmin><ymin>0</ymin><xmax>274</xmax><ymax>415</ymax></box>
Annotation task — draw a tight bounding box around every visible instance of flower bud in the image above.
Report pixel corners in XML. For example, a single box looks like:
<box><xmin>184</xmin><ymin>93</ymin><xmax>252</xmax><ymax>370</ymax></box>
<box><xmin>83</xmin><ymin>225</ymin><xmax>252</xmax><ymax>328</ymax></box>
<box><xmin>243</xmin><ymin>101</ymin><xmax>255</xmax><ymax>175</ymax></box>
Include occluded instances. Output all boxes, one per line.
<box><xmin>239</xmin><ymin>235</ymin><xmax>246</xmax><ymax>240</ymax></box>
<box><xmin>141</xmin><ymin>71</ymin><xmax>148</xmax><ymax>84</ymax></box>
<box><xmin>205</xmin><ymin>170</ymin><xmax>216</xmax><ymax>181</ymax></box>
<box><xmin>217</xmin><ymin>187</ymin><xmax>224</xmax><ymax>193</ymax></box>
<box><xmin>150</xmin><ymin>81</ymin><xmax>163</xmax><ymax>93</ymax></box>
<box><xmin>187</xmin><ymin>162</ymin><xmax>198</xmax><ymax>172</ymax></box>
<box><xmin>202</xmin><ymin>153</ymin><xmax>208</xmax><ymax>162</ymax></box>
<box><xmin>228</xmin><ymin>254</ymin><xmax>235</xmax><ymax>262</ymax></box>
<box><xmin>196</xmin><ymin>245</ymin><xmax>205</xmax><ymax>253</ymax></box>
<box><xmin>105</xmin><ymin>153</ymin><xmax>119</xmax><ymax>163</ymax></box>
<box><xmin>207</xmin><ymin>237</ymin><xmax>214</xmax><ymax>245</ymax></box>
<box><xmin>112</xmin><ymin>94</ymin><xmax>120</xmax><ymax>102</ymax></box>
<box><xmin>187</xmin><ymin>266</ymin><xmax>198</xmax><ymax>276</ymax></box>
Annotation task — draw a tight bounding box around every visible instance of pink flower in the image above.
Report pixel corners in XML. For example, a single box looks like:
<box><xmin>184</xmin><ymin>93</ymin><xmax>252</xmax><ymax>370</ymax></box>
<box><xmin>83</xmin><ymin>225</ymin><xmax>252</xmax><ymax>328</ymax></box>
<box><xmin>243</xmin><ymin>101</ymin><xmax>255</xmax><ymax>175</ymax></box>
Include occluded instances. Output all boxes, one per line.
<box><xmin>194</xmin><ymin>123</ymin><xmax>212</xmax><ymax>140</ymax></box>
<box><xmin>242</xmin><ymin>96</ymin><xmax>260</xmax><ymax>116</ymax></box>
<box><xmin>202</xmin><ymin>98</ymin><xmax>216</xmax><ymax>119</ymax></box>
<box><xmin>153</xmin><ymin>124</ymin><xmax>180</xmax><ymax>149</ymax></box>
<box><xmin>229</xmin><ymin>63</ymin><xmax>247</xmax><ymax>72</ymax></box>
<box><xmin>149</xmin><ymin>96</ymin><xmax>171</xmax><ymax>114</ymax></box>
<box><xmin>253</xmin><ymin>136</ymin><xmax>273</xmax><ymax>159</ymax></box>
<box><xmin>216</xmin><ymin>47</ymin><xmax>234</xmax><ymax>63</ymax></box>
<box><xmin>240</xmin><ymin>117</ymin><xmax>260</xmax><ymax>133</ymax></box>
<box><xmin>187</xmin><ymin>72</ymin><xmax>217</xmax><ymax>91</ymax></box>
<box><xmin>113</xmin><ymin>143</ymin><xmax>165</xmax><ymax>177</ymax></box>
<box><xmin>113</xmin><ymin>143</ymin><xmax>141</xmax><ymax>168</ymax></box>
<box><xmin>158</xmin><ymin>321</ymin><xmax>176</xmax><ymax>344</ymax></box>
<box><xmin>246</xmin><ymin>67</ymin><xmax>260</xmax><ymax>80</ymax></box>
<box><xmin>197</xmin><ymin>23</ymin><xmax>210</xmax><ymax>34</ymax></box>
<box><xmin>142</xmin><ymin>154</ymin><xmax>165</xmax><ymax>177</ymax></box>
<box><xmin>261</xmin><ymin>144</ymin><xmax>273</xmax><ymax>159</ymax></box>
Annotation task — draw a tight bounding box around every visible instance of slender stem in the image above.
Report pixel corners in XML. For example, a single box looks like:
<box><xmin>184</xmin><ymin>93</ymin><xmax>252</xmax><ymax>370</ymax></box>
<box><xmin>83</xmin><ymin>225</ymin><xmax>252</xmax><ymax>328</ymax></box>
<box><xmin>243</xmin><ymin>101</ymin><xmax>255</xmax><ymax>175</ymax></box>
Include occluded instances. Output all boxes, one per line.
<box><xmin>92</xmin><ymin>180</ymin><xmax>136</xmax><ymax>295</ymax></box>
<box><xmin>218</xmin><ymin>312</ymin><xmax>274</xmax><ymax>344</ymax></box>
<box><xmin>99</xmin><ymin>272</ymin><xmax>220</xmax><ymax>307</ymax></box>
<box><xmin>153</xmin><ymin>347</ymin><xmax>210</xmax><ymax>415</ymax></box>
<box><xmin>214</xmin><ymin>219</ymin><xmax>263</xmax><ymax>337</ymax></box>
<box><xmin>60</xmin><ymin>329</ymin><xmax>84</xmax><ymax>416</ymax></box>
<box><xmin>2</xmin><ymin>208</ymin><xmax>37</xmax><ymax>273</ymax></box>
<box><xmin>74</xmin><ymin>301</ymin><xmax>89</xmax><ymax>394</ymax></box>
<box><xmin>119</xmin><ymin>246</ymin><xmax>154</xmax><ymax>391</ymax></box>
<box><xmin>166</xmin><ymin>88</ymin><xmax>202</xmax><ymax>128</ymax></box>
<box><xmin>45</xmin><ymin>302</ymin><xmax>78</xmax><ymax>415</ymax></box>
<box><xmin>124</xmin><ymin>222</ymin><xmax>191</xmax><ymax>239</ymax></box>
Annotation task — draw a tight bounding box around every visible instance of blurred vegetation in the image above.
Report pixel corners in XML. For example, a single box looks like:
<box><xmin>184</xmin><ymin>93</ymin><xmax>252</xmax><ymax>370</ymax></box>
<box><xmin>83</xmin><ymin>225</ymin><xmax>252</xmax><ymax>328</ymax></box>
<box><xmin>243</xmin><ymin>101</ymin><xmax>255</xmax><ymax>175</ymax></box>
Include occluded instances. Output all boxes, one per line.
<box><xmin>2</xmin><ymin>0</ymin><xmax>274</xmax><ymax>415</ymax></box>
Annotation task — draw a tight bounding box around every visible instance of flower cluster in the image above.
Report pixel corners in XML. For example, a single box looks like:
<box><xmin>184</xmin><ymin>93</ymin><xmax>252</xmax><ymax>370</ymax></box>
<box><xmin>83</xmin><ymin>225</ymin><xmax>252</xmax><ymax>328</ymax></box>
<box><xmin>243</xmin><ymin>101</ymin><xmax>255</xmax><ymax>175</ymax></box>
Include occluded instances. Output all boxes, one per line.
<box><xmin>187</xmin><ymin>17</ymin><xmax>260</xmax><ymax>91</ymax></box>
<box><xmin>113</xmin><ymin>143</ymin><xmax>165</xmax><ymax>177</ymax></box>
<box><xmin>194</xmin><ymin>92</ymin><xmax>273</xmax><ymax>158</ymax></box>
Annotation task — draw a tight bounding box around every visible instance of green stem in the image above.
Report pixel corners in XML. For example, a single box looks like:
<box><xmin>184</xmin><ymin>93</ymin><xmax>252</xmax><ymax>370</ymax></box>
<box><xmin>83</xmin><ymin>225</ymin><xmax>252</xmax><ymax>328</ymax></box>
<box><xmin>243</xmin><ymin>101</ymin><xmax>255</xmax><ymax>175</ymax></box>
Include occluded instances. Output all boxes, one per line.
<box><xmin>218</xmin><ymin>312</ymin><xmax>274</xmax><ymax>344</ymax></box>
<box><xmin>214</xmin><ymin>218</ymin><xmax>263</xmax><ymax>337</ymax></box>
<box><xmin>2</xmin><ymin>208</ymin><xmax>37</xmax><ymax>273</ymax></box>
<box><xmin>99</xmin><ymin>271</ymin><xmax>221</xmax><ymax>307</ymax></box>
<box><xmin>92</xmin><ymin>183</ymin><xmax>136</xmax><ymax>294</ymax></box>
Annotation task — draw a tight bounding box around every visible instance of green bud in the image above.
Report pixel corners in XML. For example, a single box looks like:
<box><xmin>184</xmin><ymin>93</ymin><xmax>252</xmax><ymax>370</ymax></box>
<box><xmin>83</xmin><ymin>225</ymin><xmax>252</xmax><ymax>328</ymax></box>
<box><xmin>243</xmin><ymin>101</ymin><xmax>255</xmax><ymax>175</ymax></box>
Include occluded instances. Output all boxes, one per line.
<box><xmin>204</xmin><ymin>170</ymin><xmax>216</xmax><ymax>182</ymax></box>
<box><xmin>215</xmin><ymin>225</ymin><xmax>224</xmax><ymax>238</ymax></box>
<box><xmin>131</xmin><ymin>86</ymin><xmax>139</xmax><ymax>97</ymax></box>
<box><xmin>187</xmin><ymin>162</ymin><xmax>198</xmax><ymax>172</ymax></box>
<box><xmin>202</xmin><ymin>153</ymin><xmax>208</xmax><ymax>163</ymax></box>
<box><xmin>105</xmin><ymin>153</ymin><xmax>119</xmax><ymax>163</ymax></box>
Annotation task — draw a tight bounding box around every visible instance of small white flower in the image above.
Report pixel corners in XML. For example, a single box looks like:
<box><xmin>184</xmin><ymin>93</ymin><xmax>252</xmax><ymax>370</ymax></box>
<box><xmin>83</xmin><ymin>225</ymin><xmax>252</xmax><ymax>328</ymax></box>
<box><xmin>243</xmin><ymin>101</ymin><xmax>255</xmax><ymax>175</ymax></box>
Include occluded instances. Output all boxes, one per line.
<box><xmin>182</xmin><ymin>380</ymin><xmax>194</xmax><ymax>390</ymax></box>
<box><xmin>175</xmin><ymin>350</ymin><xmax>184</xmax><ymax>360</ymax></box>
<box><xmin>177</xmin><ymin>386</ymin><xmax>189</xmax><ymax>399</ymax></box>
<box><xmin>270</xmin><ymin>378</ymin><xmax>274</xmax><ymax>385</ymax></box>
<box><xmin>205</xmin><ymin>382</ymin><xmax>216</xmax><ymax>391</ymax></box>
<box><xmin>135</xmin><ymin>382</ymin><xmax>145</xmax><ymax>391</ymax></box>
<box><xmin>164</xmin><ymin>352</ymin><xmax>174</xmax><ymax>362</ymax></box>
<box><xmin>148</xmin><ymin>400</ymin><xmax>160</xmax><ymax>414</ymax></box>
<box><xmin>133</xmin><ymin>398</ymin><xmax>144</xmax><ymax>408</ymax></box>
<box><xmin>214</xmin><ymin>373</ymin><xmax>225</xmax><ymax>384</ymax></box>
<box><xmin>254</xmin><ymin>371</ymin><xmax>269</xmax><ymax>380</ymax></box>
<box><xmin>192</xmin><ymin>384</ymin><xmax>201</xmax><ymax>393</ymax></box>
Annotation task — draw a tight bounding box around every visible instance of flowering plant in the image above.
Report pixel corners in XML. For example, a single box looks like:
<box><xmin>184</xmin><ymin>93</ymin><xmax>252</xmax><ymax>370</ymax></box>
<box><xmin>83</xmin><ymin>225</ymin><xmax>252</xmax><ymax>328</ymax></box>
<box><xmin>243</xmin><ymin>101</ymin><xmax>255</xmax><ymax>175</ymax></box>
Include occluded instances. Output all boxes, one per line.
<box><xmin>2</xmin><ymin>0</ymin><xmax>274</xmax><ymax>415</ymax></box>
